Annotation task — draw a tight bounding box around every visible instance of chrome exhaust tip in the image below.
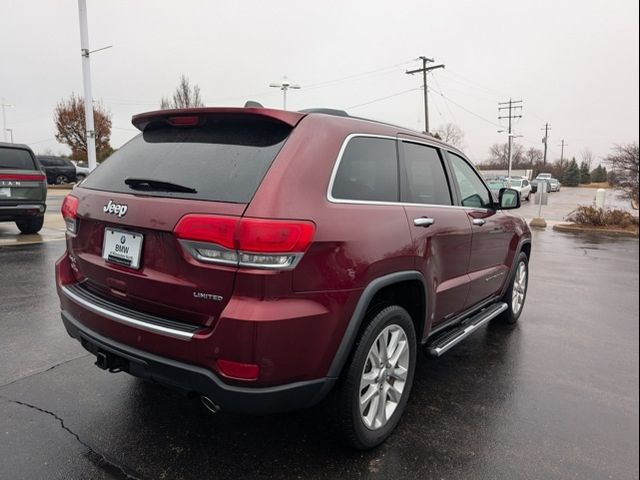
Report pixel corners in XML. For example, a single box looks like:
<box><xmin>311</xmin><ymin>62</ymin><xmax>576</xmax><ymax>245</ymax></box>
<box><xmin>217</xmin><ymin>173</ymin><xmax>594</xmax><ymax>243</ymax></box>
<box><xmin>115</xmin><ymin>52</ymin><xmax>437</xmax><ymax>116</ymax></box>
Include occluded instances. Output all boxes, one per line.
<box><xmin>200</xmin><ymin>395</ymin><xmax>221</xmax><ymax>414</ymax></box>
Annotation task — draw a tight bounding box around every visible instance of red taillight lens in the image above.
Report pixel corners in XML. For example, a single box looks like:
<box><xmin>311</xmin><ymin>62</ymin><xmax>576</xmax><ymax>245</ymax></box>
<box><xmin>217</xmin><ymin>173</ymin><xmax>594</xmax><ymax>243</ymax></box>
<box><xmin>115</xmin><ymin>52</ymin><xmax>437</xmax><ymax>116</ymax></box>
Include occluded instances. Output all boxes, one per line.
<box><xmin>167</xmin><ymin>115</ymin><xmax>199</xmax><ymax>126</ymax></box>
<box><xmin>174</xmin><ymin>214</ymin><xmax>238</xmax><ymax>250</ymax></box>
<box><xmin>61</xmin><ymin>194</ymin><xmax>79</xmax><ymax>219</ymax></box>
<box><xmin>238</xmin><ymin>218</ymin><xmax>315</xmax><ymax>253</ymax></box>
<box><xmin>174</xmin><ymin>214</ymin><xmax>316</xmax><ymax>269</ymax></box>
<box><xmin>61</xmin><ymin>195</ymin><xmax>79</xmax><ymax>234</ymax></box>
<box><xmin>0</xmin><ymin>173</ymin><xmax>46</xmax><ymax>181</ymax></box>
<box><xmin>217</xmin><ymin>359</ymin><xmax>259</xmax><ymax>381</ymax></box>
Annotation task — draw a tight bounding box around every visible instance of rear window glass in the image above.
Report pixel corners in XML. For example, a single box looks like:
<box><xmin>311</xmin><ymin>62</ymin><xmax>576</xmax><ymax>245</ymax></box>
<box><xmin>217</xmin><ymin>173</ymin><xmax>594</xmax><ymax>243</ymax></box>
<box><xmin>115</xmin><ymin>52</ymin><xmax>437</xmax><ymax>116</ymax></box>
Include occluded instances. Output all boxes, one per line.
<box><xmin>331</xmin><ymin>137</ymin><xmax>398</xmax><ymax>202</ymax></box>
<box><xmin>81</xmin><ymin>116</ymin><xmax>292</xmax><ymax>203</ymax></box>
<box><xmin>0</xmin><ymin>148</ymin><xmax>36</xmax><ymax>170</ymax></box>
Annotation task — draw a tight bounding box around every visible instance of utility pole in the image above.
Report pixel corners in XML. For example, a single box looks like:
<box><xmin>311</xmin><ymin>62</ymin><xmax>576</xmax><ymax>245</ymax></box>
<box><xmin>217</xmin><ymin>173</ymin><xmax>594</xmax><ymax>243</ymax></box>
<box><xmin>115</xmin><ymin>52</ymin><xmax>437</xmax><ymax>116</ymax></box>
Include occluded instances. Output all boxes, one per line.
<box><xmin>541</xmin><ymin>123</ymin><xmax>551</xmax><ymax>165</ymax></box>
<box><xmin>559</xmin><ymin>139</ymin><xmax>567</xmax><ymax>168</ymax></box>
<box><xmin>406</xmin><ymin>56</ymin><xmax>445</xmax><ymax>134</ymax></box>
<box><xmin>269</xmin><ymin>77</ymin><xmax>301</xmax><ymax>111</ymax></box>
<box><xmin>5</xmin><ymin>128</ymin><xmax>13</xmax><ymax>143</ymax></box>
<box><xmin>1</xmin><ymin>101</ymin><xmax>13</xmax><ymax>143</ymax></box>
<box><xmin>78</xmin><ymin>0</ymin><xmax>97</xmax><ymax>171</ymax></box>
<box><xmin>498</xmin><ymin>99</ymin><xmax>523</xmax><ymax>179</ymax></box>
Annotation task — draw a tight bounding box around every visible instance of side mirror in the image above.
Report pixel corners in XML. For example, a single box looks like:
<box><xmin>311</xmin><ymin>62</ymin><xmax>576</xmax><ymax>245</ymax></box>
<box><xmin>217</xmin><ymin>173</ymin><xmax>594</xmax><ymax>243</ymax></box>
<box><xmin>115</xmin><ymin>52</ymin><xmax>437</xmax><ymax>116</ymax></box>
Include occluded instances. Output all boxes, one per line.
<box><xmin>498</xmin><ymin>188</ymin><xmax>521</xmax><ymax>209</ymax></box>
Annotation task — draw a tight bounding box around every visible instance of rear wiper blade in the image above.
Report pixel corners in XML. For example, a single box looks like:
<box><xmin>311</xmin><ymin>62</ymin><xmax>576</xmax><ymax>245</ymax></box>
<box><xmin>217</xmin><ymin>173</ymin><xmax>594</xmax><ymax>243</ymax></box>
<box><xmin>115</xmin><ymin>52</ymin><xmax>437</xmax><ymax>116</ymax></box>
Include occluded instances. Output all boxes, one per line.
<box><xmin>125</xmin><ymin>177</ymin><xmax>197</xmax><ymax>194</ymax></box>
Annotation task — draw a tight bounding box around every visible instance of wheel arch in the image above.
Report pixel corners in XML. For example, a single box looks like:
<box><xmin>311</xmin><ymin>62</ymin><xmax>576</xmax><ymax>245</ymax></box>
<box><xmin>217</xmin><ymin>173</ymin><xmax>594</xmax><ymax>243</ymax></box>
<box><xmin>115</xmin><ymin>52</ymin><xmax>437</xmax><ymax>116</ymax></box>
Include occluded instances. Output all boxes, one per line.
<box><xmin>326</xmin><ymin>271</ymin><xmax>427</xmax><ymax>379</ymax></box>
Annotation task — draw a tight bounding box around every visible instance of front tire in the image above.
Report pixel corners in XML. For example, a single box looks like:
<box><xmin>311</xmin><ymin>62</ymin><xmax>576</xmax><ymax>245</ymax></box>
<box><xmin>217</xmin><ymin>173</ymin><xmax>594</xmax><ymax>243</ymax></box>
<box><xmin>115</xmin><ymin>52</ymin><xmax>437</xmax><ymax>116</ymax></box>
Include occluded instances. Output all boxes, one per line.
<box><xmin>500</xmin><ymin>252</ymin><xmax>529</xmax><ymax>324</ymax></box>
<box><xmin>16</xmin><ymin>216</ymin><xmax>44</xmax><ymax>234</ymax></box>
<box><xmin>55</xmin><ymin>175</ymin><xmax>69</xmax><ymax>185</ymax></box>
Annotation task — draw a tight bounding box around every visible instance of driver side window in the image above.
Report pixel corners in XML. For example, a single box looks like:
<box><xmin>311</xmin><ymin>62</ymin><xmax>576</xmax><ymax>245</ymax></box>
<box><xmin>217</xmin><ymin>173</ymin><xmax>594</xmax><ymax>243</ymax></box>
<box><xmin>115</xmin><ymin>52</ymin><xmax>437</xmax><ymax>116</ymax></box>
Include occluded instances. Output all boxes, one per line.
<box><xmin>448</xmin><ymin>153</ymin><xmax>492</xmax><ymax>208</ymax></box>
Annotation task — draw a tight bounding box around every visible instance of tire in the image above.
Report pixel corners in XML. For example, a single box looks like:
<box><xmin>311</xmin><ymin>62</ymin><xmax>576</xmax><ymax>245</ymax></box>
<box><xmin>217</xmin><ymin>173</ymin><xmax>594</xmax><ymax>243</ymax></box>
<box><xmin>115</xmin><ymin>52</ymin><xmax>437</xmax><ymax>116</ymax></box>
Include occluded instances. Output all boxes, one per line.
<box><xmin>76</xmin><ymin>174</ymin><xmax>86</xmax><ymax>182</ymax></box>
<box><xmin>16</xmin><ymin>216</ymin><xmax>44</xmax><ymax>234</ymax></box>
<box><xmin>327</xmin><ymin>305</ymin><xmax>417</xmax><ymax>449</ymax></box>
<box><xmin>55</xmin><ymin>175</ymin><xmax>69</xmax><ymax>185</ymax></box>
<box><xmin>499</xmin><ymin>252</ymin><xmax>529</xmax><ymax>324</ymax></box>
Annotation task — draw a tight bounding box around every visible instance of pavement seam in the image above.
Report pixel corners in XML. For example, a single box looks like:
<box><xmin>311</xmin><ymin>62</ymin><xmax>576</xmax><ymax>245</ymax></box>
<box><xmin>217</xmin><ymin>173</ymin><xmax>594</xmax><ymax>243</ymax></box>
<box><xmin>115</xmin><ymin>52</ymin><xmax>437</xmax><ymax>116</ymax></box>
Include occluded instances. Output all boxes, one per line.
<box><xmin>0</xmin><ymin>354</ymin><xmax>91</xmax><ymax>391</ymax></box>
<box><xmin>0</xmin><ymin>395</ymin><xmax>141</xmax><ymax>480</ymax></box>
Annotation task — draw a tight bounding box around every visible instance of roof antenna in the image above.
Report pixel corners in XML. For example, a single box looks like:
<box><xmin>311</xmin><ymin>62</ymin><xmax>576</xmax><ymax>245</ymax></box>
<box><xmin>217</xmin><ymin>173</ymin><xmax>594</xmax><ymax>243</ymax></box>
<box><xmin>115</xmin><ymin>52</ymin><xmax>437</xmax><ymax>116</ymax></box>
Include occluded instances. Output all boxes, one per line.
<box><xmin>244</xmin><ymin>101</ymin><xmax>264</xmax><ymax>108</ymax></box>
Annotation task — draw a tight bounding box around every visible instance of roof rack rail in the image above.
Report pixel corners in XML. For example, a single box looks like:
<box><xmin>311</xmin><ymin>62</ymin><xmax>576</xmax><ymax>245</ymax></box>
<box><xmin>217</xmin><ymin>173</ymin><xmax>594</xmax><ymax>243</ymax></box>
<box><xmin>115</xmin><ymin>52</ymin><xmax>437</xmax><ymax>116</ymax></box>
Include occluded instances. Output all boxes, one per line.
<box><xmin>298</xmin><ymin>108</ymin><xmax>349</xmax><ymax>117</ymax></box>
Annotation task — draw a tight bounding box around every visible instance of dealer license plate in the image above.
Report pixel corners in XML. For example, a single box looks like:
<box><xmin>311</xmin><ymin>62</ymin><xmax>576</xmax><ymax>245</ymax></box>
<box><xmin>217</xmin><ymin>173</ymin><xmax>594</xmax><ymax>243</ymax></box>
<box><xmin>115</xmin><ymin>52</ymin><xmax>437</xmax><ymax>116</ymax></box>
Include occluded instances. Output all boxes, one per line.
<box><xmin>102</xmin><ymin>228</ymin><xmax>143</xmax><ymax>269</ymax></box>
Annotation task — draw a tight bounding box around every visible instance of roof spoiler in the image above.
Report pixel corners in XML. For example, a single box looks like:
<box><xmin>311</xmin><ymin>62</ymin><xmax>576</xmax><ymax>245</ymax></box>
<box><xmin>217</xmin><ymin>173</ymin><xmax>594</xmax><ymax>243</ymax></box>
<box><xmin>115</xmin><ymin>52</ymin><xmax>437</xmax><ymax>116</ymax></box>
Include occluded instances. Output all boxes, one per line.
<box><xmin>131</xmin><ymin>107</ymin><xmax>306</xmax><ymax>131</ymax></box>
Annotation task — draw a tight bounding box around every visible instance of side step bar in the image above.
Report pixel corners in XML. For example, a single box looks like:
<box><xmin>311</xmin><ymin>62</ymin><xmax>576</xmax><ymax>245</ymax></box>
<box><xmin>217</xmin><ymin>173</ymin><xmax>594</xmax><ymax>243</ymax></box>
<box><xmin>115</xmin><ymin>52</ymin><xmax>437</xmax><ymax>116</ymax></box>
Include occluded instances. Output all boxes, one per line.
<box><xmin>427</xmin><ymin>302</ymin><xmax>508</xmax><ymax>356</ymax></box>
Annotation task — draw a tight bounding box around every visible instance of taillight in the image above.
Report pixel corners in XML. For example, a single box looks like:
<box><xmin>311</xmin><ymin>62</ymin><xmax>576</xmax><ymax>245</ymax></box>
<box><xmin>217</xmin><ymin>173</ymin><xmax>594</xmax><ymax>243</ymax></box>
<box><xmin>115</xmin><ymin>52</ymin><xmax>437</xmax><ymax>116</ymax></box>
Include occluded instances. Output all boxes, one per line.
<box><xmin>61</xmin><ymin>195</ymin><xmax>79</xmax><ymax>234</ymax></box>
<box><xmin>0</xmin><ymin>173</ymin><xmax>46</xmax><ymax>181</ymax></box>
<box><xmin>174</xmin><ymin>214</ymin><xmax>315</xmax><ymax>269</ymax></box>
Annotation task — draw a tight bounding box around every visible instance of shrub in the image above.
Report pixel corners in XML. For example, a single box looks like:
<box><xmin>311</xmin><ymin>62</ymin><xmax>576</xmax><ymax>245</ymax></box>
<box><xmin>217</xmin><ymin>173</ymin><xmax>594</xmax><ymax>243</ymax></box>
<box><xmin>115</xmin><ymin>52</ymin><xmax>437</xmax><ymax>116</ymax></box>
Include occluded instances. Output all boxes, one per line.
<box><xmin>567</xmin><ymin>206</ymin><xmax>639</xmax><ymax>228</ymax></box>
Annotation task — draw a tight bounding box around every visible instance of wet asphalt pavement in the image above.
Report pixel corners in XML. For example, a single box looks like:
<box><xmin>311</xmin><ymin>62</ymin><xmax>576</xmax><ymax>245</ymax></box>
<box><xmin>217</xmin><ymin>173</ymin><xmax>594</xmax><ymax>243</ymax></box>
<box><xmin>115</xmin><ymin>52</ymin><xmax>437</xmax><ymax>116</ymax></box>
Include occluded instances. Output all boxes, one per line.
<box><xmin>0</xmin><ymin>229</ymin><xmax>638</xmax><ymax>479</ymax></box>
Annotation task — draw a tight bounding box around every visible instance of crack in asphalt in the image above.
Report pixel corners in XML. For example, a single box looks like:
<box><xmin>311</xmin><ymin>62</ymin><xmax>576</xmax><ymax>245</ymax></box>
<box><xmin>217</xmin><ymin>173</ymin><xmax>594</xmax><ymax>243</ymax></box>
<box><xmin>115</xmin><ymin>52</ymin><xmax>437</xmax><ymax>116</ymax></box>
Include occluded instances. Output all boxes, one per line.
<box><xmin>0</xmin><ymin>354</ymin><xmax>91</xmax><ymax>390</ymax></box>
<box><xmin>0</xmin><ymin>396</ymin><xmax>141</xmax><ymax>480</ymax></box>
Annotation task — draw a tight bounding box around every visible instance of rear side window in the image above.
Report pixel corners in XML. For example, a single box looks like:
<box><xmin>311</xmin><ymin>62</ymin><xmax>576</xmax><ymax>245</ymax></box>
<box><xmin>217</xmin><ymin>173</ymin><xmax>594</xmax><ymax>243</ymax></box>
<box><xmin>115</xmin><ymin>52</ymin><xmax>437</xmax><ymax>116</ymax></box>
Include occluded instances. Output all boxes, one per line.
<box><xmin>81</xmin><ymin>116</ymin><xmax>292</xmax><ymax>203</ymax></box>
<box><xmin>331</xmin><ymin>137</ymin><xmax>398</xmax><ymax>202</ymax></box>
<box><xmin>401</xmin><ymin>142</ymin><xmax>452</xmax><ymax>205</ymax></box>
<box><xmin>0</xmin><ymin>148</ymin><xmax>36</xmax><ymax>170</ymax></box>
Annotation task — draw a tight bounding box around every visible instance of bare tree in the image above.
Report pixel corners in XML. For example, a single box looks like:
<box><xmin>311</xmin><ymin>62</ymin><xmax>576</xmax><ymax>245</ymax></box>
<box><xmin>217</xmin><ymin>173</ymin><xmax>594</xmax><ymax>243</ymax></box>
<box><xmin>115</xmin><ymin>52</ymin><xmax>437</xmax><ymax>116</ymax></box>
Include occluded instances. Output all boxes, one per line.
<box><xmin>54</xmin><ymin>93</ymin><xmax>113</xmax><ymax>161</ymax></box>
<box><xmin>434</xmin><ymin>123</ymin><xmax>465</xmax><ymax>148</ymax></box>
<box><xmin>525</xmin><ymin>147</ymin><xmax>543</xmax><ymax>166</ymax></box>
<box><xmin>581</xmin><ymin>148</ymin><xmax>595</xmax><ymax>170</ymax></box>
<box><xmin>486</xmin><ymin>142</ymin><xmax>525</xmax><ymax>168</ymax></box>
<box><xmin>605</xmin><ymin>143</ymin><xmax>639</xmax><ymax>204</ymax></box>
<box><xmin>161</xmin><ymin>75</ymin><xmax>204</xmax><ymax>109</ymax></box>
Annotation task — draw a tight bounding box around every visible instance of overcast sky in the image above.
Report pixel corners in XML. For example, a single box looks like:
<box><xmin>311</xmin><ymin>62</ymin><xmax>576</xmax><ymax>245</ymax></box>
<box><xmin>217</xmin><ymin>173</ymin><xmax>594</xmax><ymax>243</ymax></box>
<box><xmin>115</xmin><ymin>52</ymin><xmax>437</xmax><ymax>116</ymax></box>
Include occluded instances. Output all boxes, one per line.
<box><xmin>1</xmin><ymin>0</ymin><xmax>638</xmax><ymax>164</ymax></box>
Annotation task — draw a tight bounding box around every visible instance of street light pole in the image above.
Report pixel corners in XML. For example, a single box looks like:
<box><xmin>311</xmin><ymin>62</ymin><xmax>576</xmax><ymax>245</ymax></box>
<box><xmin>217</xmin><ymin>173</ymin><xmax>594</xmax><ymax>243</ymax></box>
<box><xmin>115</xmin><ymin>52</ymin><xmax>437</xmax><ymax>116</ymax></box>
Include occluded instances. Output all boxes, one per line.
<box><xmin>5</xmin><ymin>128</ymin><xmax>13</xmax><ymax>143</ymax></box>
<box><xmin>77</xmin><ymin>0</ymin><xmax>97</xmax><ymax>171</ymax></box>
<box><xmin>269</xmin><ymin>78</ymin><xmax>301</xmax><ymax>111</ymax></box>
<box><xmin>1</xmin><ymin>101</ymin><xmax>13</xmax><ymax>143</ymax></box>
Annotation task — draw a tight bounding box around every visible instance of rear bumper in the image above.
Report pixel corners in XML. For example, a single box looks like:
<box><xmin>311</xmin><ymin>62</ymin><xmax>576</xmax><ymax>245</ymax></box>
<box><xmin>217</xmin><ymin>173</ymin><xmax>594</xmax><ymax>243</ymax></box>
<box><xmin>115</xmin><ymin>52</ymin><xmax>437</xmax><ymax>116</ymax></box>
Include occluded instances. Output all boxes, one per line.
<box><xmin>61</xmin><ymin>309</ymin><xmax>335</xmax><ymax>414</ymax></box>
<box><xmin>0</xmin><ymin>203</ymin><xmax>46</xmax><ymax>221</ymax></box>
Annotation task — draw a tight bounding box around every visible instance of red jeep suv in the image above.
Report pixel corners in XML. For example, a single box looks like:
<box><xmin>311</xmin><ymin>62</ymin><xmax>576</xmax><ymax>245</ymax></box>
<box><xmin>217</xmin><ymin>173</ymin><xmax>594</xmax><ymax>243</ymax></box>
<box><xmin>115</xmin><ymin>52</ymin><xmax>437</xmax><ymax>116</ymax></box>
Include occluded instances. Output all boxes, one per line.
<box><xmin>56</xmin><ymin>107</ymin><xmax>531</xmax><ymax>449</ymax></box>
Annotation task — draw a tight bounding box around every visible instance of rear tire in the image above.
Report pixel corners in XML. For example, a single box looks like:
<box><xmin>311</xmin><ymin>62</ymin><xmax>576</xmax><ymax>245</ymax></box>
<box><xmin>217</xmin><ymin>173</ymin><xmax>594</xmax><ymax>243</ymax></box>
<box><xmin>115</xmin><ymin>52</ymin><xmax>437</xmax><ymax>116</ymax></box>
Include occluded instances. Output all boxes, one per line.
<box><xmin>499</xmin><ymin>252</ymin><xmax>529</xmax><ymax>324</ymax></box>
<box><xmin>16</xmin><ymin>216</ymin><xmax>44</xmax><ymax>234</ymax></box>
<box><xmin>326</xmin><ymin>305</ymin><xmax>417</xmax><ymax>450</ymax></box>
<box><xmin>55</xmin><ymin>175</ymin><xmax>69</xmax><ymax>185</ymax></box>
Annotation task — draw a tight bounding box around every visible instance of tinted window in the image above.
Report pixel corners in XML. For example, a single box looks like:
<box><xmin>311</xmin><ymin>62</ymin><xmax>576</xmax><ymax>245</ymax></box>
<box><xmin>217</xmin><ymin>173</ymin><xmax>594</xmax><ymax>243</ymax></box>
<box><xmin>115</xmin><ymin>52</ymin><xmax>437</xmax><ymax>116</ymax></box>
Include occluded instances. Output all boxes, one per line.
<box><xmin>401</xmin><ymin>142</ymin><xmax>451</xmax><ymax>205</ymax></box>
<box><xmin>0</xmin><ymin>148</ymin><xmax>36</xmax><ymax>170</ymax></box>
<box><xmin>37</xmin><ymin>157</ymin><xmax>54</xmax><ymax>167</ymax></box>
<box><xmin>448</xmin><ymin>153</ymin><xmax>492</xmax><ymax>208</ymax></box>
<box><xmin>81</xmin><ymin>116</ymin><xmax>292</xmax><ymax>203</ymax></box>
<box><xmin>331</xmin><ymin>137</ymin><xmax>398</xmax><ymax>202</ymax></box>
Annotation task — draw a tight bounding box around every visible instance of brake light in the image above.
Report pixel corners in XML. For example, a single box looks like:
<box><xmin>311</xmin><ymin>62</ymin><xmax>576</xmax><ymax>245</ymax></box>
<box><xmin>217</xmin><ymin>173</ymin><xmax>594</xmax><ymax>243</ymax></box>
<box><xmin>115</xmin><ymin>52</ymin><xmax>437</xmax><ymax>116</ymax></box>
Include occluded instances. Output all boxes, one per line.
<box><xmin>0</xmin><ymin>173</ymin><xmax>46</xmax><ymax>181</ymax></box>
<box><xmin>174</xmin><ymin>214</ymin><xmax>237</xmax><ymax>250</ymax></box>
<box><xmin>61</xmin><ymin>195</ymin><xmax>79</xmax><ymax>234</ymax></box>
<box><xmin>167</xmin><ymin>115</ymin><xmax>199</xmax><ymax>126</ymax></box>
<box><xmin>174</xmin><ymin>214</ymin><xmax>316</xmax><ymax>269</ymax></box>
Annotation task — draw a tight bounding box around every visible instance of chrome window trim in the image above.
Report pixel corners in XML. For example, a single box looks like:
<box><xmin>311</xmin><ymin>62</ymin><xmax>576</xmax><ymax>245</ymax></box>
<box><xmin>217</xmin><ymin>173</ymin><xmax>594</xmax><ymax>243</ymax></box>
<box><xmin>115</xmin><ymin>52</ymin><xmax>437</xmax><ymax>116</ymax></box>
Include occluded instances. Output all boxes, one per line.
<box><xmin>61</xmin><ymin>285</ymin><xmax>195</xmax><ymax>340</ymax></box>
<box><xmin>325</xmin><ymin>133</ymin><xmax>491</xmax><ymax>212</ymax></box>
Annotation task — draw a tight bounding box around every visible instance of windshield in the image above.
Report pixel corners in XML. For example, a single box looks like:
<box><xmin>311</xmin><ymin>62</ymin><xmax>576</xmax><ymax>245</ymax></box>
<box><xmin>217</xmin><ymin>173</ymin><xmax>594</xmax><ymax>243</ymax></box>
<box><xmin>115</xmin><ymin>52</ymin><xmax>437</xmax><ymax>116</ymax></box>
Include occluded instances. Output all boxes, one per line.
<box><xmin>487</xmin><ymin>181</ymin><xmax>503</xmax><ymax>188</ymax></box>
<box><xmin>509</xmin><ymin>179</ymin><xmax>523</xmax><ymax>187</ymax></box>
<box><xmin>537</xmin><ymin>174</ymin><xmax>551</xmax><ymax>179</ymax></box>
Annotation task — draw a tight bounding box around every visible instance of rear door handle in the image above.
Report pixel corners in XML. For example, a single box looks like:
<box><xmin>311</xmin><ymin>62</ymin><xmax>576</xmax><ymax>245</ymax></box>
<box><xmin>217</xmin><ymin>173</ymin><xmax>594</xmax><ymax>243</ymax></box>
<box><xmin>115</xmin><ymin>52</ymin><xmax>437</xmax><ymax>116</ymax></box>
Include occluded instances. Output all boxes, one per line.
<box><xmin>414</xmin><ymin>217</ymin><xmax>435</xmax><ymax>227</ymax></box>
<box><xmin>472</xmin><ymin>219</ymin><xmax>486</xmax><ymax>226</ymax></box>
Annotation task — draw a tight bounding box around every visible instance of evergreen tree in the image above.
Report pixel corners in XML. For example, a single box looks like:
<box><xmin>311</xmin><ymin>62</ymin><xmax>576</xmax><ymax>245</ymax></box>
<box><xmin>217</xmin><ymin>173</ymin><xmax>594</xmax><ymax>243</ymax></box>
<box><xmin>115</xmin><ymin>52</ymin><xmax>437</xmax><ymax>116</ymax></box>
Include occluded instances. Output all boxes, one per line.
<box><xmin>580</xmin><ymin>161</ymin><xmax>591</xmax><ymax>184</ymax></box>
<box><xmin>563</xmin><ymin>159</ymin><xmax>581</xmax><ymax>186</ymax></box>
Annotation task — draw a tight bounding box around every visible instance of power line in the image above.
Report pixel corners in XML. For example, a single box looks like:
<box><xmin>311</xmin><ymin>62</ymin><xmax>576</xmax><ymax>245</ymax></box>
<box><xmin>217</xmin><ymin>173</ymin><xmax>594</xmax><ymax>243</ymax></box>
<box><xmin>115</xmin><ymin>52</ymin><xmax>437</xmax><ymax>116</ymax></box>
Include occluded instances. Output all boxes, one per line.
<box><xmin>427</xmin><ymin>87</ymin><xmax>501</xmax><ymax>127</ymax></box>
<box><xmin>304</xmin><ymin>59</ymin><xmax>415</xmax><ymax>90</ymax></box>
<box><xmin>347</xmin><ymin>87</ymin><xmax>421</xmax><ymax>110</ymax></box>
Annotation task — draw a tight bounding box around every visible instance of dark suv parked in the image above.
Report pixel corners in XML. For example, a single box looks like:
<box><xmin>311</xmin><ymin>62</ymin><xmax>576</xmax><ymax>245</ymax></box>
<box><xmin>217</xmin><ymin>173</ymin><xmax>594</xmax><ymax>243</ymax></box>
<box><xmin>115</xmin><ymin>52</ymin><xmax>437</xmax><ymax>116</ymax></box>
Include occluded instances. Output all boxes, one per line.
<box><xmin>0</xmin><ymin>142</ymin><xmax>47</xmax><ymax>233</ymax></box>
<box><xmin>56</xmin><ymin>107</ymin><xmax>531</xmax><ymax>449</ymax></box>
<box><xmin>37</xmin><ymin>155</ymin><xmax>77</xmax><ymax>184</ymax></box>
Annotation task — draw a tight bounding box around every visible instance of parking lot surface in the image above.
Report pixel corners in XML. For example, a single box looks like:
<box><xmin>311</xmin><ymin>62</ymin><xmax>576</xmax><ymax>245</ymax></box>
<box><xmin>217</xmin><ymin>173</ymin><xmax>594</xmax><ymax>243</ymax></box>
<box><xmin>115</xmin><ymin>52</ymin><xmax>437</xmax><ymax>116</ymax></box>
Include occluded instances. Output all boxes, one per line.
<box><xmin>0</xmin><ymin>197</ymin><xmax>638</xmax><ymax>479</ymax></box>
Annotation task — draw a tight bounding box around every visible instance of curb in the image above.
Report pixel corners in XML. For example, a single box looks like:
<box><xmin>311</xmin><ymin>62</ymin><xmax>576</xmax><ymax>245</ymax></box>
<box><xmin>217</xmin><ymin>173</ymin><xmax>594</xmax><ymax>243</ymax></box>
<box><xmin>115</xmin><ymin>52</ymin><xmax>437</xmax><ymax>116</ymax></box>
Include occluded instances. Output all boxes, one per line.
<box><xmin>552</xmin><ymin>223</ymin><xmax>639</xmax><ymax>238</ymax></box>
